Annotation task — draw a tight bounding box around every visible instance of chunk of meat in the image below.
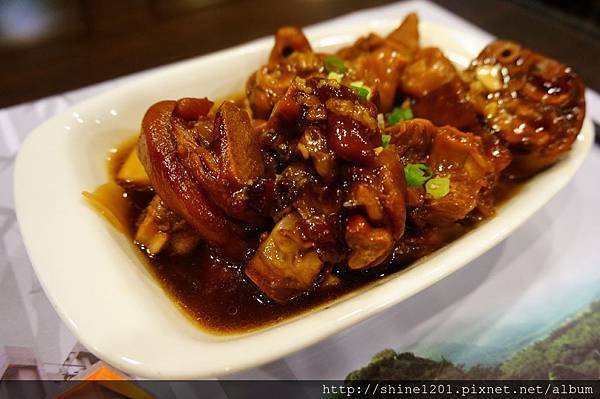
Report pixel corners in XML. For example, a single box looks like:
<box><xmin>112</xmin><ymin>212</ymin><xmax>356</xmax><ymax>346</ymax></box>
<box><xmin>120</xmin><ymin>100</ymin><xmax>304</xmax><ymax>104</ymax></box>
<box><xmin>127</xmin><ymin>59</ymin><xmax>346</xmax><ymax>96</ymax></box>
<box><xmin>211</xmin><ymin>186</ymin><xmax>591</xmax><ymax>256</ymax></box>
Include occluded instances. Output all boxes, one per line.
<box><xmin>269</xmin><ymin>26</ymin><xmax>312</xmax><ymax>63</ymax></box>
<box><xmin>400</xmin><ymin>48</ymin><xmax>455</xmax><ymax>97</ymax></box>
<box><xmin>337</xmin><ymin>12</ymin><xmax>419</xmax><ymax>61</ymax></box>
<box><xmin>400</xmin><ymin>48</ymin><xmax>479</xmax><ymax>130</ymax></box>
<box><xmin>260</xmin><ymin>76</ymin><xmax>379</xmax><ymax>167</ymax></box>
<box><xmin>246</xmin><ymin>27</ymin><xmax>321</xmax><ymax>119</ymax></box>
<box><xmin>270</xmin><ymin>161</ymin><xmax>344</xmax><ymax>263</ymax></box>
<box><xmin>464</xmin><ymin>40</ymin><xmax>586</xmax><ymax>177</ymax></box>
<box><xmin>259</xmin><ymin>77</ymin><xmax>328</xmax><ymax>166</ymax></box>
<box><xmin>173</xmin><ymin>97</ymin><xmax>213</xmax><ymax>122</ymax></box>
<box><xmin>259</xmin><ymin>74</ymin><xmax>407</xmax><ymax>272</ymax></box>
<box><xmin>298</xmin><ymin>126</ymin><xmax>337</xmax><ymax>183</ymax></box>
<box><xmin>337</xmin><ymin>13</ymin><xmax>420</xmax><ymax>113</ymax></box>
<box><xmin>345</xmin><ymin>182</ymin><xmax>385</xmax><ymax>223</ymax></box>
<box><xmin>376</xmin><ymin>150</ymin><xmax>408</xmax><ymax>238</ymax></box>
<box><xmin>326</xmin><ymin>97</ymin><xmax>380</xmax><ymax>165</ymax></box>
<box><xmin>388</xmin><ymin>119</ymin><xmax>496</xmax><ymax>227</ymax></box>
<box><xmin>215</xmin><ymin>101</ymin><xmax>265</xmax><ymax>184</ymax></box>
<box><xmin>249</xmin><ymin>13</ymin><xmax>420</xmax><ymax>121</ymax></box>
<box><xmin>353</xmin><ymin>46</ymin><xmax>410</xmax><ymax>113</ymax></box>
<box><xmin>137</xmin><ymin>100</ymin><xmax>250</xmax><ymax>259</ymax></box>
<box><xmin>315</xmin><ymin>78</ymin><xmax>381</xmax><ymax>162</ymax></box>
<box><xmin>343</xmin><ymin>149</ymin><xmax>407</xmax><ymax>269</ymax></box>
<box><xmin>345</xmin><ymin>214</ymin><xmax>394</xmax><ymax>270</ymax></box>
<box><xmin>386</xmin><ymin>12</ymin><xmax>420</xmax><ymax>52</ymax></box>
<box><xmin>415</xmin><ymin>127</ymin><xmax>493</xmax><ymax>225</ymax></box>
<box><xmin>245</xmin><ymin>213</ymin><xmax>324</xmax><ymax>303</ymax></box>
<box><xmin>398</xmin><ymin>48</ymin><xmax>511</xmax><ymax>172</ymax></box>
<box><xmin>294</xmin><ymin>183</ymin><xmax>344</xmax><ymax>264</ymax></box>
<box><xmin>182</xmin><ymin>101</ymin><xmax>267</xmax><ymax>224</ymax></box>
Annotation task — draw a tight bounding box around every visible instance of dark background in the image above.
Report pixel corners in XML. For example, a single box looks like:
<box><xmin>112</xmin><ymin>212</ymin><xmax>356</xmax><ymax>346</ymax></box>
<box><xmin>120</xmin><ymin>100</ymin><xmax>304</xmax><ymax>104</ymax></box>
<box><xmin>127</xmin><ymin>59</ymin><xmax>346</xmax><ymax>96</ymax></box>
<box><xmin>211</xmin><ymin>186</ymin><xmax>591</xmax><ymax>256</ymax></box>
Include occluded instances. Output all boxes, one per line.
<box><xmin>1</xmin><ymin>0</ymin><xmax>599</xmax><ymax>108</ymax></box>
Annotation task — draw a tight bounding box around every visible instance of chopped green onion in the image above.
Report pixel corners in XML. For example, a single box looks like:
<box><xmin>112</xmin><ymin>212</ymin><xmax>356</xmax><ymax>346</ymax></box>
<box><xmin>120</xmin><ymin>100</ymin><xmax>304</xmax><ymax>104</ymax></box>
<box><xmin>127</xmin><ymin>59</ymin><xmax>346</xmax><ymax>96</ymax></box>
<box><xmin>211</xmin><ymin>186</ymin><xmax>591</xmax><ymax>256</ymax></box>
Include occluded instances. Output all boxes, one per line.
<box><xmin>324</xmin><ymin>56</ymin><xmax>346</xmax><ymax>73</ymax></box>
<box><xmin>327</xmin><ymin>71</ymin><xmax>344</xmax><ymax>83</ymax></box>
<box><xmin>381</xmin><ymin>134</ymin><xmax>391</xmax><ymax>149</ymax></box>
<box><xmin>355</xmin><ymin>86</ymin><xmax>371</xmax><ymax>100</ymax></box>
<box><xmin>404</xmin><ymin>163</ymin><xmax>432</xmax><ymax>187</ymax></box>
<box><xmin>350</xmin><ymin>81</ymin><xmax>372</xmax><ymax>100</ymax></box>
<box><xmin>425</xmin><ymin>177</ymin><xmax>450</xmax><ymax>199</ymax></box>
<box><xmin>387</xmin><ymin>106</ymin><xmax>413</xmax><ymax>125</ymax></box>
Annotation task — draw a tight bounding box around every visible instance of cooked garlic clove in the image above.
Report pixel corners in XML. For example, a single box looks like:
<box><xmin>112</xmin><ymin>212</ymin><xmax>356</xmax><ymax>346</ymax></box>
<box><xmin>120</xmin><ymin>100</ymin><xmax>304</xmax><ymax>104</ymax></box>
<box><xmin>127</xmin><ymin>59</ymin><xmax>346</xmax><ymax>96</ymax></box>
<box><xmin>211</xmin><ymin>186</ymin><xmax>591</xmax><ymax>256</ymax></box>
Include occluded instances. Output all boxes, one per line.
<box><xmin>476</xmin><ymin>64</ymin><xmax>503</xmax><ymax>92</ymax></box>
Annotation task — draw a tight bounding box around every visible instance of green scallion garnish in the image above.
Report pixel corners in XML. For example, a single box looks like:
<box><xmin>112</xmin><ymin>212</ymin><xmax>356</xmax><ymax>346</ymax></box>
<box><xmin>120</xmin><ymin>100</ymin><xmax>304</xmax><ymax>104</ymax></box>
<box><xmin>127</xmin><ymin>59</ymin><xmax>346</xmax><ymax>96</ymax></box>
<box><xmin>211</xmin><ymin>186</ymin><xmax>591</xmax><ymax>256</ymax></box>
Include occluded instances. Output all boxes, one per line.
<box><xmin>387</xmin><ymin>106</ymin><xmax>413</xmax><ymax>125</ymax></box>
<box><xmin>425</xmin><ymin>177</ymin><xmax>450</xmax><ymax>199</ymax></box>
<box><xmin>324</xmin><ymin>56</ymin><xmax>346</xmax><ymax>74</ymax></box>
<box><xmin>381</xmin><ymin>134</ymin><xmax>391</xmax><ymax>149</ymax></box>
<box><xmin>404</xmin><ymin>163</ymin><xmax>432</xmax><ymax>187</ymax></box>
<box><xmin>350</xmin><ymin>81</ymin><xmax>372</xmax><ymax>100</ymax></box>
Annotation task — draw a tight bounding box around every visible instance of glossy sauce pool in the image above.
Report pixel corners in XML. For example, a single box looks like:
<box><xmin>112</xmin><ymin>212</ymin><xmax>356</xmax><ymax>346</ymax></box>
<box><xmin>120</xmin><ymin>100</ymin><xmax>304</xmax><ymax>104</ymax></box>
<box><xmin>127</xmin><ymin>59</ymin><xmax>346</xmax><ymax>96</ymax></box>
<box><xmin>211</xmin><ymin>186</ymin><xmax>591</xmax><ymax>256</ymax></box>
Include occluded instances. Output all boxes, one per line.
<box><xmin>98</xmin><ymin>136</ymin><xmax>522</xmax><ymax>334</ymax></box>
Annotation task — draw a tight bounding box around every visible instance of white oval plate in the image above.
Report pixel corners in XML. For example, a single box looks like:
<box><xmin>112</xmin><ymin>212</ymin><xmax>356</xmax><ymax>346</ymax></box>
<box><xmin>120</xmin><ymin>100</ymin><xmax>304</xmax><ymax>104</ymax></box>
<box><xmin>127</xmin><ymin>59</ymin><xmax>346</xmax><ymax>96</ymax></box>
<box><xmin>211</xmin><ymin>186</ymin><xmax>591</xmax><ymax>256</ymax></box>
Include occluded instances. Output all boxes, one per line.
<box><xmin>14</xmin><ymin>19</ymin><xmax>593</xmax><ymax>378</ymax></box>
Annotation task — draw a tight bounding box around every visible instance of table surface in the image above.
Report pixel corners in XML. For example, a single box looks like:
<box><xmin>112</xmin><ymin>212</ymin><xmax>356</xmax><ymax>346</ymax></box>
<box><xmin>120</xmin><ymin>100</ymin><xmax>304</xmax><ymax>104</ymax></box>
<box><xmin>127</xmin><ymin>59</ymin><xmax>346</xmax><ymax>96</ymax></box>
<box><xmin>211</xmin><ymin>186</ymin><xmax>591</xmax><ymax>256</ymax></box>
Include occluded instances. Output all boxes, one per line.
<box><xmin>1</xmin><ymin>0</ymin><xmax>599</xmax><ymax>108</ymax></box>
<box><xmin>1</xmin><ymin>0</ymin><xmax>599</xmax><ymax>383</ymax></box>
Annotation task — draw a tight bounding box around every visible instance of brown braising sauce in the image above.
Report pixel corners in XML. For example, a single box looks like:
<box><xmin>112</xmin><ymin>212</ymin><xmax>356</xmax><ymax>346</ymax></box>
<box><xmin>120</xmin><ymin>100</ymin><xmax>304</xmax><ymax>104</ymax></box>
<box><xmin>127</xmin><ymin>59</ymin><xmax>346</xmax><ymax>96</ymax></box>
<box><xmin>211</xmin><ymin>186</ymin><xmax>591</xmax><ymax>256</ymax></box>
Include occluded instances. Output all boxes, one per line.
<box><xmin>96</xmin><ymin>137</ymin><xmax>521</xmax><ymax>334</ymax></box>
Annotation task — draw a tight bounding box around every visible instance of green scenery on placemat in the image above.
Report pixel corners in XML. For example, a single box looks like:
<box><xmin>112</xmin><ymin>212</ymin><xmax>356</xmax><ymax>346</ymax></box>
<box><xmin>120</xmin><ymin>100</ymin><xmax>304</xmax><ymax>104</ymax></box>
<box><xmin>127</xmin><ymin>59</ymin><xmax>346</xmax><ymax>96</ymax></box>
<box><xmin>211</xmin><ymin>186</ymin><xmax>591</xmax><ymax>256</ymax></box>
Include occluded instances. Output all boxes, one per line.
<box><xmin>347</xmin><ymin>299</ymin><xmax>600</xmax><ymax>380</ymax></box>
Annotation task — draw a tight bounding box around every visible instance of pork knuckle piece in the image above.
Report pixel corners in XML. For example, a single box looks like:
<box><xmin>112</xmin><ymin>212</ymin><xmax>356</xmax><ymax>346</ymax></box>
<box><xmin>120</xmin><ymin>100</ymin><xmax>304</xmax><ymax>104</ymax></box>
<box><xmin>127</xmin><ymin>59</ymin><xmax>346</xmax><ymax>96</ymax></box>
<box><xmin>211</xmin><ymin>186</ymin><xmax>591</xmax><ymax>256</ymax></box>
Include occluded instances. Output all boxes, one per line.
<box><xmin>138</xmin><ymin>99</ymin><xmax>261</xmax><ymax>259</ymax></box>
<box><xmin>183</xmin><ymin>101</ymin><xmax>267</xmax><ymax>225</ymax></box>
